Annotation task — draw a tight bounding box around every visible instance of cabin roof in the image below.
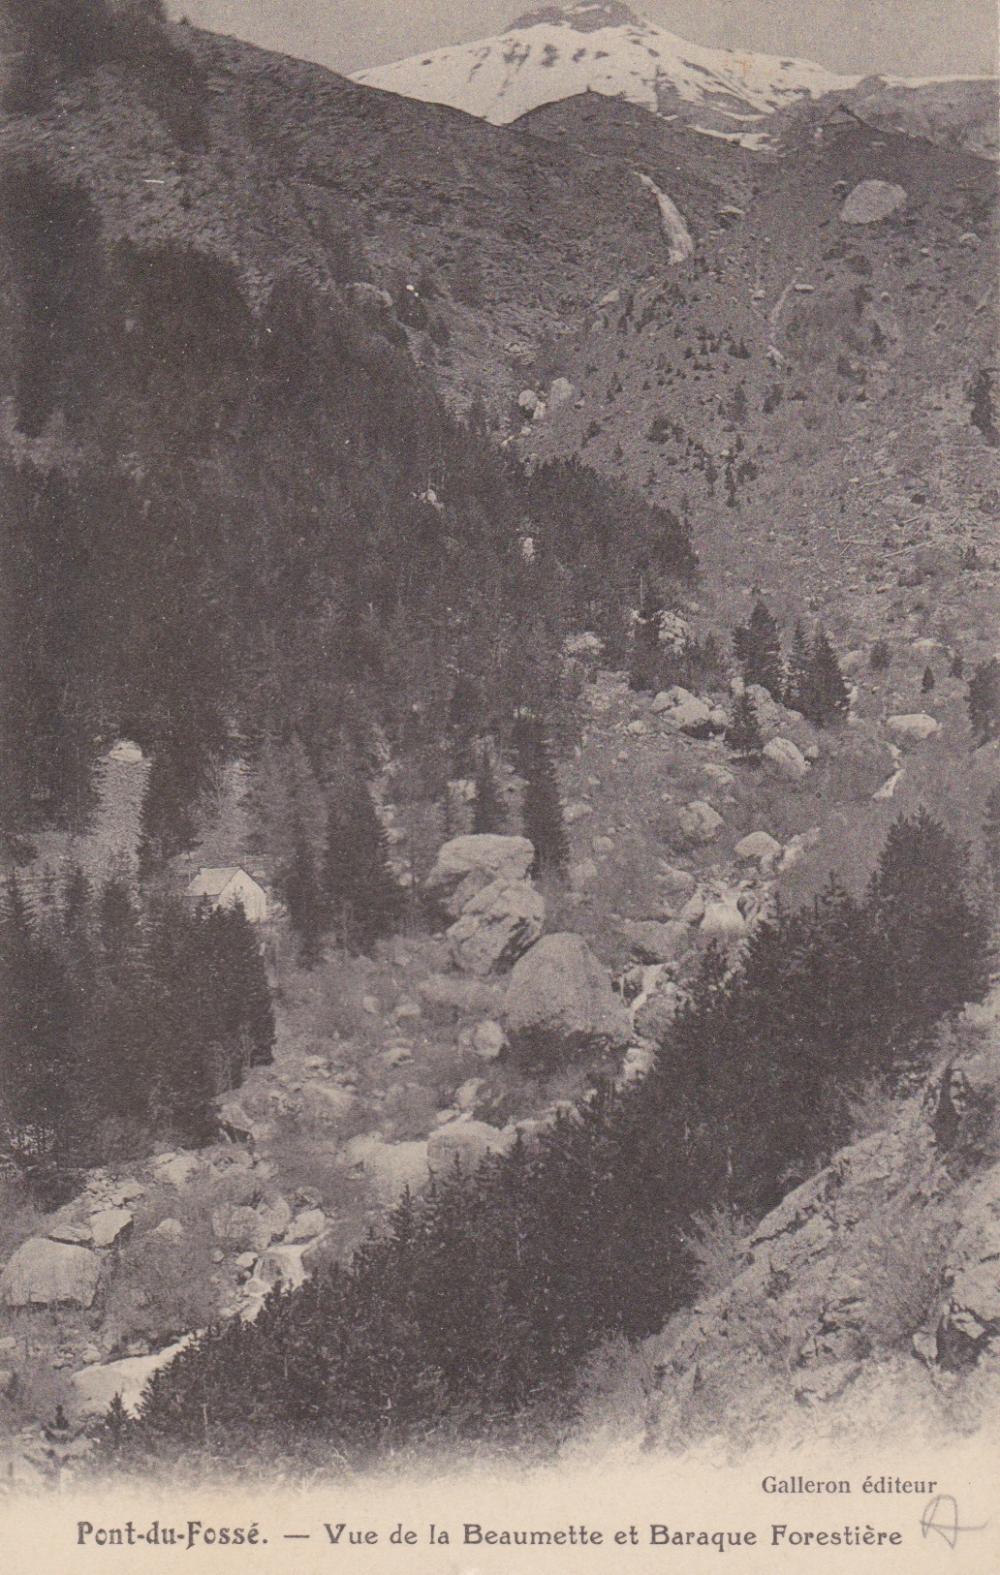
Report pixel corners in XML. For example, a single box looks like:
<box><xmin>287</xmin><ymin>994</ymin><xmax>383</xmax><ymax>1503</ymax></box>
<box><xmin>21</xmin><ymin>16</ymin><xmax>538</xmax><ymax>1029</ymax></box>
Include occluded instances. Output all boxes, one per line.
<box><xmin>186</xmin><ymin>866</ymin><xmax>259</xmax><ymax>898</ymax></box>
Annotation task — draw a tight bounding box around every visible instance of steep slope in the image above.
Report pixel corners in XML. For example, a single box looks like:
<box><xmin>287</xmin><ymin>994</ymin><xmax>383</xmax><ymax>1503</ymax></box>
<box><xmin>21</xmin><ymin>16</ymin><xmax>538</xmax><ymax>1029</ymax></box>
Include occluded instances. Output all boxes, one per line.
<box><xmin>579</xmin><ymin>986</ymin><xmax>1000</xmax><ymax>1454</ymax></box>
<box><xmin>0</xmin><ymin>24</ymin><xmax>685</xmax><ymax>416</ymax></box>
<box><xmin>353</xmin><ymin>2</ymin><xmax>997</xmax><ymax>156</ymax></box>
<box><xmin>515</xmin><ymin>108</ymin><xmax>999</xmax><ymax>644</ymax></box>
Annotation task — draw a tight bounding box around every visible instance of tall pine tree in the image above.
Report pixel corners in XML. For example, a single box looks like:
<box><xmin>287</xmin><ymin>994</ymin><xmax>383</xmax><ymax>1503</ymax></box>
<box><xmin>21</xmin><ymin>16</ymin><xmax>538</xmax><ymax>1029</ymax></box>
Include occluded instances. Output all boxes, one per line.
<box><xmin>323</xmin><ymin>777</ymin><xmax>402</xmax><ymax>954</ymax></box>
<box><xmin>725</xmin><ymin>690</ymin><xmax>763</xmax><ymax>760</ymax></box>
<box><xmin>472</xmin><ymin>746</ymin><xmax>505</xmax><ymax>834</ymax></box>
<box><xmin>732</xmin><ymin>597</ymin><xmax>784</xmax><ymax>700</ymax></box>
<box><xmin>808</xmin><ymin>628</ymin><xmax>850</xmax><ymax>725</ymax></box>
<box><xmin>284</xmin><ymin>821</ymin><xmax>325</xmax><ymax>968</ymax></box>
<box><xmin>518</xmin><ymin>724</ymin><xmax>569</xmax><ymax>877</ymax></box>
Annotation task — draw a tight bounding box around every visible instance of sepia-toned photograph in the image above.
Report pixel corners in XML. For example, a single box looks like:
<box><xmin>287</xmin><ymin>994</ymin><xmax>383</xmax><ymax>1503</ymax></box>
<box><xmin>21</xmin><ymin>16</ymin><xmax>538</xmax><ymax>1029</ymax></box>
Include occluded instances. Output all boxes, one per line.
<box><xmin>0</xmin><ymin>0</ymin><xmax>998</xmax><ymax>1563</ymax></box>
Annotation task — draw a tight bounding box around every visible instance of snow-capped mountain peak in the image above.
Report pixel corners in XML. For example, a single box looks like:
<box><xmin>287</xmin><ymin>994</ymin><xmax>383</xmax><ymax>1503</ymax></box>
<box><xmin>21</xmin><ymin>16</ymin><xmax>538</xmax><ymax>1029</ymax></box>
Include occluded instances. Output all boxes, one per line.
<box><xmin>352</xmin><ymin>3</ymin><xmax>858</xmax><ymax>142</ymax></box>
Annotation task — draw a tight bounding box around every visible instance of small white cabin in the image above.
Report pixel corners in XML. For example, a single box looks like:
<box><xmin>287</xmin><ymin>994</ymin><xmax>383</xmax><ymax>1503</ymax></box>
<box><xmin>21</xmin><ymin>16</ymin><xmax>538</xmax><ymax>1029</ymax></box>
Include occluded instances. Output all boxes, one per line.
<box><xmin>185</xmin><ymin>867</ymin><xmax>268</xmax><ymax>924</ymax></box>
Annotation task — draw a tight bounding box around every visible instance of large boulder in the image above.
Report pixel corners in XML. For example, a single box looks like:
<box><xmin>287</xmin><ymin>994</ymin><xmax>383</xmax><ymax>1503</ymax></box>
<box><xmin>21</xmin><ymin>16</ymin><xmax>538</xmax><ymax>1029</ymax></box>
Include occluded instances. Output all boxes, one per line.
<box><xmin>763</xmin><ymin>736</ymin><xmax>810</xmax><ymax>781</ymax></box>
<box><xmin>622</xmin><ymin>919</ymin><xmax>691</xmax><ymax>965</ymax></box>
<box><xmin>548</xmin><ymin>376</ymin><xmax>576</xmax><ymax>411</ymax></box>
<box><xmin>447</xmin><ymin>877</ymin><xmax>545</xmax><ymax>976</ymax></box>
<box><xmin>505</xmin><ymin>934</ymin><xmax>632</xmax><ymax>1063</ymax></box>
<box><xmin>89</xmin><ymin>1207</ymin><xmax>134</xmax><ymax>1249</ymax></box>
<box><xmin>425</xmin><ymin>835</ymin><xmax>534</xmax><ymax>918</ymax></box>
<box><xmin>700</xmin><ymin>894</ymin><xmax>748</xmax><ymax>941</ymax></box>
<box><xmin>427</xmin><ymin>1120</ymin><xmax>514</xmax><ymax>1175</ymax></box>
<box><xmin>341</xmin><ymin>1135</ymin><xmax>430</xmax><ymax>1205</ymax></box>
<box><xmin>734</xmin><ymin>831</ymin><xmax>782</xmax><ymax>870</ymax></box>
<box><xmin>840</xmin><ymin>180</ymin><xmax>907</xmax><ymax>224</ymax></box>
<box><xmin>1</xmin><ymin>1239</ymin><xmax>102</xmax><ymax>1308</ymax></box>
<box><xmin>652</xmin><ymin>686</ymin><xmax>713</xmax><ymax>733</ymax></box>
<box><xmin>677</xmin><ymin>800</ymin><xmax>725</xmax><ymax>844</ymax></box>
<box><xmin>887</xmin><ymin>713</ymin><xmax>940</xmax><ymax>746</ymax></box>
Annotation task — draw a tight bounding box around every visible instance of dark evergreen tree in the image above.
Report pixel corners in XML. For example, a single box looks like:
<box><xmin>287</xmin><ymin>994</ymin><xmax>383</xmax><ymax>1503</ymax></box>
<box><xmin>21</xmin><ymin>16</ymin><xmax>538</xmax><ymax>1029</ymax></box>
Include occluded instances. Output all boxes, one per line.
<box><xmin>519</xmin><ymin>725</ymin><xmax>569</xmax><ymax>877</ymax></box>
<box><xmin>783</xmin><ymin>620</ymin><xmax>814</xmax><ymax>714</ymax></box>
<box><xmin>195</xmin><ymin>904</ymin><xmax>275</xmax><ymax>1085</ymax></box>
<box><xmin>967</xmin><ymin>658</ymin><xmax>1000</xmax><ymax>745</ymax></box>
<box><xmin>472</xmin><ymin>747</ymin><xmax>505</xmax><ymax>834</ymax></box>
<box><xmin>866</xmin><ymin>810</ymin><xmax>990</xmax><ymax>1058</ymax></box>
<box><xmin>138</xmin><ymin>742</ymin><xmax>202</xmax><ymax>873</ymax></box>
<box><xmin>803</xmin><ymin>628</ymin><xmax>850</xmax><ymax>726</ymax></box>
<box><xmin>984</xmin><ymin>783</ymin><xmax>1000</xmax><ymax>889</ymax></box>
<box><xmin>323</xmin><ymin>778</ymin><xmax>402</xmax><ymax>954</ymax></box>
<box><xmin>732</xmin><ymin>597</ymin><xmax>784</xmax><ymax>700</ymax></box>
<box><xmin>627</xmin><ymin>613</ymin><xmax>661</xmax><ymax>693</ymax></box>
<box><xmin>921</xmin><ymin>665</ymin><xmax>935</xmax><ymax>694</ymax></box>
<box><xmin>146</xmin><ymin>897</ymin><xmax>217</xmax><ymax>1148</ymax></box>
<box><xmin>0</xmin><ymin>877</ymin><xmax>75</xmax><ymax>1166</ymax></box>
<box><xmin>283</xmin><ymin>823</ymin><xmax>325</xmax><ymax>968</ymax></box>
<box><xmin>725</xmin><ymin>690</ymin><xmax>764</xmax><ymax>759</ymax></box>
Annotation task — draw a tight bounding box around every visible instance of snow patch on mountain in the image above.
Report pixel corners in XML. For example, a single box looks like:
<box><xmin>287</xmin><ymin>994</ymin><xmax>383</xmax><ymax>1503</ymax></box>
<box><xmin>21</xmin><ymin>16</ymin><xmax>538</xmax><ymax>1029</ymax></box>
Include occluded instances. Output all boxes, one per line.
<box><xmin>353</xmin><ymin>3</ymin><xmax>858</xmax><ymax>131</ymax></box>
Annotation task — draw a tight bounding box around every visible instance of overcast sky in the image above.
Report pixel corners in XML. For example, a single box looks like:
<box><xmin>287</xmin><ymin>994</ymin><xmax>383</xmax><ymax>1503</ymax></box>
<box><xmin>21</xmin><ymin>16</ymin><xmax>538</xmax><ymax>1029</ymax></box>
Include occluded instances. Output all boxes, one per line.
<box><xmin>165</xmin><ymin>0</ymin><xmax>997</xmax><ymax>79</ymax></box>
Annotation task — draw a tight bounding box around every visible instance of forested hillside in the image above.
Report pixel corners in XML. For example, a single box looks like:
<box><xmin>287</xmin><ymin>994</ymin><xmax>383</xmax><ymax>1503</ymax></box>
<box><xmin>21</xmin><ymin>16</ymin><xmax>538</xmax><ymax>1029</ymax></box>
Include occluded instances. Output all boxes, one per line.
<box><xmin>0</xmin><ymin>0</ymin><xmax>996</xmax><ymax>1488</ymax></box>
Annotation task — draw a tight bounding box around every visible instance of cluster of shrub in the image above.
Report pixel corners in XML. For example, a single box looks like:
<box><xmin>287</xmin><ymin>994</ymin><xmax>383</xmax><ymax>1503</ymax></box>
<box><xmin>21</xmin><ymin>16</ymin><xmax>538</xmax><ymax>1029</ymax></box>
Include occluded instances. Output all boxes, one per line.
<box><xmin>101</xmin><ymin>810</ymin><xmax>991</xmax><ymax>1469</ymax></box>
<box><xmin>0</xmin><ymin>873</ymin><xmax>273</xmax><ymax>1195</ymax></box>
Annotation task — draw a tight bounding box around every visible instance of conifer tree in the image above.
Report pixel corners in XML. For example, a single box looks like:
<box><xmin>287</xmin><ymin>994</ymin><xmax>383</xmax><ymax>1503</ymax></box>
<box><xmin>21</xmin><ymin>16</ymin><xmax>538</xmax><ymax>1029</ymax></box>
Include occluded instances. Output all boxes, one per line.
<box><xmin>519</xmin><ymin>725</ymin><xmax>569</xmax><ymax>877</ymax></box>
<box><xmin>732</xmin><ymin>597</ymin><xmax>784</xmax><ymax>700</ymax></box>
<box><xmin>967</xmin><ymin>657</ymin><xmax>1000</xmax><ymax>744</ymax></box>
<box><xmin>804</xmin><ymin>628</ymin><xmax>850</xmax><ymax>726</ymax></box>
<box><xmin>283</xmin><ymin>822</ymin><xmax>324</xmax><ymax>968</ymax></box>
<box><xmin>146</xmin><ymin>897</ymin><xmax>217</xmax><ymax>1147</ymax></box>
<box><xmin>983</xmin><ymin>782</ymin><xmax>1000</xmax><ymax>889</ymax></box>
<box><xmin>472</xmin><ymin>746</ymin><xmax>505</xmax><ymax>834</ymax></box>
<box><xmin>323</xmin><ymin>777</ymin><xmax>402</xmax><ymax>954</ymax></box>
<box><xmin>866</xmin><ymin>809</ymin><xmax>990</xmax><ymax>1054</ymax></box>
<box><xmin>628</xmin><ymin>612</ymin><xmax>661</xmax><ymax>693</ymax></box>
<box><xmin>783</xmin><ymin>620</ymin><xmax>814</xmax><ymax>714</ymax></box>
<box><xmin>198</xmin><ymin>904</ymin><xmax>275</xmax><ymax>1081</ymax></box>
<box><xmin>921</xmin><ymin>665</ymin><xmax>935</xmax><ymax>694</ymax></box>
<box><xmin>725</xmin><ymin>690</ymin><xmax>763</xmax><ymax>760</ymax></box>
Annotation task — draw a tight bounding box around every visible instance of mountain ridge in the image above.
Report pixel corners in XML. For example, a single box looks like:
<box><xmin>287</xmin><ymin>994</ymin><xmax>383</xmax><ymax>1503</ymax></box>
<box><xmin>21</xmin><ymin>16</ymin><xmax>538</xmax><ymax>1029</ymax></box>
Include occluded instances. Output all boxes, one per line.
<box><xmin>353</xmin><ymin>1</ymin><xmax>998</xmax><ymax>155</ymax></box>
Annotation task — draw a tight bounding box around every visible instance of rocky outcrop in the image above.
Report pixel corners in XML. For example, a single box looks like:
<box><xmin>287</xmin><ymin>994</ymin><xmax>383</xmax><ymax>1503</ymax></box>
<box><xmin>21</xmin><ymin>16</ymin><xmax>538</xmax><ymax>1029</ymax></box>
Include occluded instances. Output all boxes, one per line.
<box><xmin>638</xmin><ymin>988</ymin><xmax>1000</xmax><ymax>1453</ymax></box>
<box><xmin>426</xmin><ymin>834</ymin><xmax>544</xmax><ymax>976</ymax></box>
<box><xmin>1</xmin><ymin>1239</ymin><xmax>102</xmax><ymax>1309</ymax></box>
<box><xmin>506</xmin><ymin>933</ymin><xmax>632</xmax><ymax>1063</ymax></box>
<box><xmin>887</xmin><ymin>712</ymin><xmax>940</xmax><ymax>745</ymax></box>
<box><xmin>840</xmin><ymin>179</ymin><xmax>907</xmax><ymax>224</ymax></box>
